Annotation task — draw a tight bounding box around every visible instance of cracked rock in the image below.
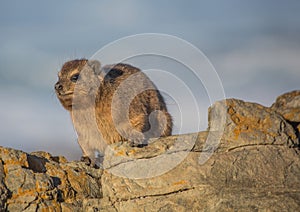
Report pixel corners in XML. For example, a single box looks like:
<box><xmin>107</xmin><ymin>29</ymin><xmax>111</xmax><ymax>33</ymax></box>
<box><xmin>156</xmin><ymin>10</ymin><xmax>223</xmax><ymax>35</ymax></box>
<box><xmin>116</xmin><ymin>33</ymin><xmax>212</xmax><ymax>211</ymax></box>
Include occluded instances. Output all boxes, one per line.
<box><xmin>0</xmin><ymin>91</ymin><xmax>300</xmax><ymax>211</ymax></box>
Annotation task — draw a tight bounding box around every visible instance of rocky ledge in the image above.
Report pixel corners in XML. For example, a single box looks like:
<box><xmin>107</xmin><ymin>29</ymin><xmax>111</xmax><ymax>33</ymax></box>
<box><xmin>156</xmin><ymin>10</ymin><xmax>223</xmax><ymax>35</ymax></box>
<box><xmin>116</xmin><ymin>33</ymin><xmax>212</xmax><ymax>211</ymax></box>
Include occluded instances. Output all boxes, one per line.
<box><xmin>1</xmin><ymin>91</ymin><xmax>300</xmax><ymax>211</ymax></box>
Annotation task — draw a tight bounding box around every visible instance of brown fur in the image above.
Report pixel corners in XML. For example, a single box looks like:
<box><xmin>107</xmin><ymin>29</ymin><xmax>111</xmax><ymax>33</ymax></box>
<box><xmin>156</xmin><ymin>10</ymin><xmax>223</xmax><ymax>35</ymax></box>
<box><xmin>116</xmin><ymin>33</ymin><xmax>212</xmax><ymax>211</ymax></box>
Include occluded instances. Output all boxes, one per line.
<box><xmin>55</xmin><ymin>59</ymin><xmax>172</xmax><ymax>166</ymax></box>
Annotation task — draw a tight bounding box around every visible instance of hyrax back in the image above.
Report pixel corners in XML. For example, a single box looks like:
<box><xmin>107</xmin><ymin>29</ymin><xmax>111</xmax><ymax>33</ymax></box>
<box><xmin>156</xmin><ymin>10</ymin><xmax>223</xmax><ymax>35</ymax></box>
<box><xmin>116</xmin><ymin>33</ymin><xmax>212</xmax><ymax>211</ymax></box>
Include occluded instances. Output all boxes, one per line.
<box><xmin>55</xmin><ymin>59</ymin><xmax>172</xmax><ymax>163</ymax></box>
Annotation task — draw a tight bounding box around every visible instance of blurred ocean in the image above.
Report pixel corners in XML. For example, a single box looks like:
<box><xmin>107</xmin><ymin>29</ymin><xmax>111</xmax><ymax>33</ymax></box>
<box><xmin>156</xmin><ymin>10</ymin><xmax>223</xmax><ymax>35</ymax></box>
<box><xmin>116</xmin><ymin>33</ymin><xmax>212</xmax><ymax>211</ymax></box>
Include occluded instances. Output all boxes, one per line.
<box><xmin>0</xmin><ymin>1</ymin><xmax>299</xmax><ymax>160</ymax></box>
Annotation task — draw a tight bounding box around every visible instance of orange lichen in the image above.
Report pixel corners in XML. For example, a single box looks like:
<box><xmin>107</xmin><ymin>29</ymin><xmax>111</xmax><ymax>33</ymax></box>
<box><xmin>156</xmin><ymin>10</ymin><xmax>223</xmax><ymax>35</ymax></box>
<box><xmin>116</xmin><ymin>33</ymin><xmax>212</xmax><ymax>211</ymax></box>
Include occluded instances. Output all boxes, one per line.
<box><xmin>35</xmin><ymin>180</ymin><xmax>50</xmax><ymax>193</ymax></box>
<box><xmin>128</xmin><ymin>149</ymin><xmax>136</xmax><ymax>154</ymax></box>
<box><xmin>173</xmin><ymin>180</ymin><xmax>187</xmax><ymax>186</ymax></box>
<box><xmin>235</xmin><ymin>119</ymin><xmax>274</xmax><ymax>140</ymax></box>
<box><xmin>282</xmin><ymin>109</ymin><xmax>300</xmax><ymax>121</ymax></box>
<box><xmin>39</xmin><ymin>203</ymin><xmax>61</xmax><ymax>212</ymax></box>
<box><xmin>115</xmin><ymin>150</ymin><xmax>126</xmax><ymax>156</ymax></box>
<box><xmin>8</xmin><ymin>188</ymin><xmax>37</xmax><ymax>203</ymax></box>
<box><xmin>228</xmin><ymin>103</ymin><xmax>277</xmax><ymax>140</ymax></box>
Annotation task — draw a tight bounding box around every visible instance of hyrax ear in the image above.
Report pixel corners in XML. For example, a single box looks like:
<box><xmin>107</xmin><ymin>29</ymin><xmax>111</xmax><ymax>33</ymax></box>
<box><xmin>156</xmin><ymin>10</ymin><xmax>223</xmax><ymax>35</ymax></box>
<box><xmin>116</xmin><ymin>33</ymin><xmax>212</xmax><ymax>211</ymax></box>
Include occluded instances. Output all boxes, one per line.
<box><xmin>87</xmin><ymin>60</ymin><xmax>101</xmax><ymax>75</ymax></box>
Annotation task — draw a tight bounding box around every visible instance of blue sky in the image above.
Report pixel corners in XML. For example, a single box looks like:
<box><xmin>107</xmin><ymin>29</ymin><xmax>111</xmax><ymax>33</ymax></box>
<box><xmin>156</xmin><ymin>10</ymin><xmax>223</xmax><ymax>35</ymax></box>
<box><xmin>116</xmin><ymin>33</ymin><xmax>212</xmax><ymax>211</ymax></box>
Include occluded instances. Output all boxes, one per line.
<box><xmin>1</xmin><ymin>1</ymin><xmax>300</xmax><ymax>160</ymax></box>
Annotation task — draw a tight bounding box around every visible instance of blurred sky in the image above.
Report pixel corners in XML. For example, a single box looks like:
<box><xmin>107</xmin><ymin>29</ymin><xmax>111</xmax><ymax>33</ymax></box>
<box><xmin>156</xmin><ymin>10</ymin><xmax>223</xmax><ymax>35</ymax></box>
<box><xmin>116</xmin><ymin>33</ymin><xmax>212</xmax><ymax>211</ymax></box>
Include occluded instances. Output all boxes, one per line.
<box><xmin>0</xmin><ymin>0</ymin><xmax>299</xmax><ymax>160</ymax></box>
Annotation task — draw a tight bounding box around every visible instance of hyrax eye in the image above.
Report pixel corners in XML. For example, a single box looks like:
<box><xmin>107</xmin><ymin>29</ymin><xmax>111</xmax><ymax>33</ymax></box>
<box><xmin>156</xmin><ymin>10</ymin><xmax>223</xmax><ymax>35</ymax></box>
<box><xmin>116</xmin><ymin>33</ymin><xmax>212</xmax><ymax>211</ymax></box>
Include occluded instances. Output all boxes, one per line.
<box><xmin>70</xmin><ymin>74</ymin><xmax>80</xmax><ymax>82</ymax></box>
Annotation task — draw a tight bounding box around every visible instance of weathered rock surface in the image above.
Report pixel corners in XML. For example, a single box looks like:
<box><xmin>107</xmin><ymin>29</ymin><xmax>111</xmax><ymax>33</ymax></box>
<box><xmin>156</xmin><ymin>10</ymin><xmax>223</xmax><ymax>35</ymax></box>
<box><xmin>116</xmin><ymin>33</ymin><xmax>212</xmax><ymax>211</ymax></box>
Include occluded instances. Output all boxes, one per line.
<box><xmin>1</xmin><ymin>91</ymin><xmax>300</xmax><ymax>211</ymax></box>
<box><xmin>209</xmin><ymin>98</ymin><xmax>298</xmax><ymax>149</ymax></box>
<box><xmin>271</xmin><ymin>90</ymin><xmax>300</xmax><ymax>122</ymax></box>
<box><xmin>271</xmin><ymin>90</ymin><xmax>300</xmax><ymax>135</ymax></box>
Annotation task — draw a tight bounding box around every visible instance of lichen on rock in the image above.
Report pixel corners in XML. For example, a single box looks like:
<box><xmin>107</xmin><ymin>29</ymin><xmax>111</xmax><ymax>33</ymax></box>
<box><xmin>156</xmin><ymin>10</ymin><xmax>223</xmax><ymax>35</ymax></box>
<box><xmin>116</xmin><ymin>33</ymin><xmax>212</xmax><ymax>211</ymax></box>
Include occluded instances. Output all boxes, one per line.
<box><xmin>1</xmin><ymin>91</ymin><xmax>300</xmax><ymax>211</ymax></box>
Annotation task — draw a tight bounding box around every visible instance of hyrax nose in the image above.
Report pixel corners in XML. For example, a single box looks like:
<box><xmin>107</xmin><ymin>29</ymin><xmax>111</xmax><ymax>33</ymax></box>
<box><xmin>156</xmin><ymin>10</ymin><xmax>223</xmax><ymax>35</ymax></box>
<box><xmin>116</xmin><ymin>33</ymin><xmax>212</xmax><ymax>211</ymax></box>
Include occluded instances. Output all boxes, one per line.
<box><xmin>55</xmin><ymin>82</ymin><xmax>63</xmax><ymax>91</ymax></box>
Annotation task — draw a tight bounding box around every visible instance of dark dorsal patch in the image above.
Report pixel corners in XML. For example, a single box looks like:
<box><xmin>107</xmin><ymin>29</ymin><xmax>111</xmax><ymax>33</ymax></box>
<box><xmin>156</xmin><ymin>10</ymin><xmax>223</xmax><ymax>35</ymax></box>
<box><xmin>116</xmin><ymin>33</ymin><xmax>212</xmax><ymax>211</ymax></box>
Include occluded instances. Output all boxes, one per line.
<box><xmin>102</xmin><ymin>64</ymin><xmax>125</xmax><ymax>83</ymax></box>
<box><xmin>107</xmin><ymin>68</ymin><xmax>124</xmax><ymax>78</ymax></box>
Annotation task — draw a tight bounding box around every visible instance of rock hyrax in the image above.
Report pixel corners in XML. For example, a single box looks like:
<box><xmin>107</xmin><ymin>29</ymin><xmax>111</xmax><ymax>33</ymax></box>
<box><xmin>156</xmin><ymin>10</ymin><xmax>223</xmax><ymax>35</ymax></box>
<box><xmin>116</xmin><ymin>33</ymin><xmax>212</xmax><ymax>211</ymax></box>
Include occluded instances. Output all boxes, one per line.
<box><xmin>55</xmin><ymin>59</ymin><xmax>172</xmax><ymax>166</ymax></box>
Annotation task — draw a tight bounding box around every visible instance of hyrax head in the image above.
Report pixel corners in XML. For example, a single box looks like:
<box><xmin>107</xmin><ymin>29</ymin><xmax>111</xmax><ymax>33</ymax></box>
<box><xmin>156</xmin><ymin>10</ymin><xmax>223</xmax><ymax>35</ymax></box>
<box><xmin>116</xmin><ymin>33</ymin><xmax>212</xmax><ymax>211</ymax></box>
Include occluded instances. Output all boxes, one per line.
<box><xmin>55</xmin><ymin>59</ymin><xmax>102</xmax><ymax>111</ymax></box>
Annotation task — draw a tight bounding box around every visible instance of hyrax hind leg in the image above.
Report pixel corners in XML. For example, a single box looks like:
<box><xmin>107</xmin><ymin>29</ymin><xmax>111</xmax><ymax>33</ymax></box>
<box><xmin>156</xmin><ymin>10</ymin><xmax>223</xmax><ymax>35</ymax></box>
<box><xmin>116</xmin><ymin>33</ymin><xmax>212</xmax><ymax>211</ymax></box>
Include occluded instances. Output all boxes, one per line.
<box><xmin>116</xmin><ymin>122</ymin><xmax>147</xmax><ymax>147</ymax></box>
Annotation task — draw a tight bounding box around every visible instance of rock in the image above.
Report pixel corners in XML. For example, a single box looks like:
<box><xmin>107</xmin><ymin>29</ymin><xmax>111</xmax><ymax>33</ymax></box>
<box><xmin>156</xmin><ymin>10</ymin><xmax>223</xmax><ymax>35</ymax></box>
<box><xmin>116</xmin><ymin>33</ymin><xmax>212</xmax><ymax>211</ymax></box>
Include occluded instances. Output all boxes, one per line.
<box><xmin>271</xmin><ymin>90</ymin><xmax>300</xmax><ymax>122</ymax></box>
<box><xmin>0</xmin><ymin>146</ymin><xmax>102</xmax><ymax>211</ymax></box>
<box><xmin>0</xmin><ymin>161</ymin><xmax>9</xmax><ymax>210</ymax></box>
<box><xmin>0</xmin><ymin>91</ymin><xmax>300</xmax><ymax>211</ymax></box>
<box><xmin>271</xmin><ymin>90</ymin><xmax>300</xmax><ymax>136</ymax></box>
<box><xmin>208</xmin><ymin>98</ymin><xmax>298</xmax><ymax>149</ymax></box>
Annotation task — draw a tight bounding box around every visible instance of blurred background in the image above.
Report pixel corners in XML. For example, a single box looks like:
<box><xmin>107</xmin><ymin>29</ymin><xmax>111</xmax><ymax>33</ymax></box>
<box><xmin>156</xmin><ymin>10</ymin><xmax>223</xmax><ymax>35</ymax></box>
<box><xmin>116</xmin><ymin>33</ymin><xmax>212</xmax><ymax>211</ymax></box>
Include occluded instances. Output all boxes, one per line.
<box><xmin>0</xmin><ymin>0</ymin><xmax>299</xmax><ymax>160</ymax></box>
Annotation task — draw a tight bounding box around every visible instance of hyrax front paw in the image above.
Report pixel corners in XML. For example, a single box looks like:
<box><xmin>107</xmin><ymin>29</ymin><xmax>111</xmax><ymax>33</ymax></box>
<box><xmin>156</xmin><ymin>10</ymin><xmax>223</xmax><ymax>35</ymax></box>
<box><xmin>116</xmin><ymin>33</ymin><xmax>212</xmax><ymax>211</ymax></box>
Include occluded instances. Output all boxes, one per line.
<box><xmin>129</xmin><ymin>132</ymin><xmax>147</xmax><ymax>147</ymax></box>
<box><xmin>81</xmin><ymin>156</ymin><xmax>91</xmax><ymax>166</ymax></box>
<box><xmin>80</xmin><ymin>156</ymin><xmax>100</xmax><ymax>169</ymax></box>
